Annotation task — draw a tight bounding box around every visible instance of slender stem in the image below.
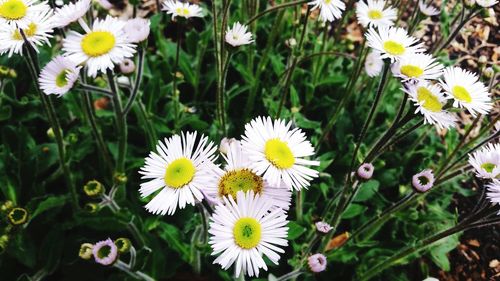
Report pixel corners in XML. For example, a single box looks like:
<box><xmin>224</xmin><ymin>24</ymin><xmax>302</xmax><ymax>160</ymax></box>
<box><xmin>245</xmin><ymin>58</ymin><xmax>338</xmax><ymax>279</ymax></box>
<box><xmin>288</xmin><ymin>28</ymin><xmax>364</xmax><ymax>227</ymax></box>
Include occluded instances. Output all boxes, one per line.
<box><xmin>77</xmin><ymin>83</ymin><xmax>113</xmax><ymax>96</ymax></box>
<box><xmin>113</xmin><ymin>260</ymin><xmax>154</xmax><ymax>281</ymax></box>
<box><xmin>276</xmin><ymin>269</ymin><xmax>302</xmax><ymax>281</ymax></box>
<box><xmin>82</xmin><ymin>91</ymin><xmax>114</xmax><ymax>175</ymax></box>
<box><xmin>246</xmin><ymin>0</ymin><xmax>308</xmax><ymax>25</ymax></box>
<box><xmin>218</xmin><ymin>51</ymin><xmax>233</xmax><ymax>134</ymax></box>
<box><xmin>296</xmin><ymin>190</ymin><xmax>303</xmax><ymax>223</ymax></box>
<box><xmin>107</xmin><ymin>70</ymin><xmax>127</xmax><ymax>174</ymax></box>
<box><xmin>349</xmin><ymin>62</ymin><xmax>390</xmax><ymax>174</ymax></box>
<box><xmin>172</xmin><ymin>28</ymin><xmax>182</xmax><ymax>133</ymax></box>
<box><xmin>21</xmin><ymin>30</ymin><xmax>78</xmax><ymax>211</ymax></box>
<box><xmin>276</xmin><ymin>6</ymin><xmax>310</xmax><ymax>118</ymax></box>
<box><xmin>123</xmin><ymin>46</ymin><xmax>145</xmax><ymax>115</ymax></box>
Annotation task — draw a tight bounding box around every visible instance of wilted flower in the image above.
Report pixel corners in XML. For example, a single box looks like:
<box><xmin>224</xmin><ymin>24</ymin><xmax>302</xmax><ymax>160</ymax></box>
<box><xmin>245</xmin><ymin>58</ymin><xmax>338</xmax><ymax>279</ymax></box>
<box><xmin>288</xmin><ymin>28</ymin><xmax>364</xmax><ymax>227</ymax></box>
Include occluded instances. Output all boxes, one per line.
<box><xmin>315</xmin><ymin>221</ymin><xmax>333</xmax><ymax>233</ymax></box>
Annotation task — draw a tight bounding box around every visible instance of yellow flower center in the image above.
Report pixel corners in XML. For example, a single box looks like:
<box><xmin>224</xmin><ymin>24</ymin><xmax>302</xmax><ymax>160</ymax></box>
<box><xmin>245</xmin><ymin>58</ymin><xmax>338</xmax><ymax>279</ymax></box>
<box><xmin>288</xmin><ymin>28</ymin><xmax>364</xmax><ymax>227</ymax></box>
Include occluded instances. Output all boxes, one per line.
<box><xmin>481</xmin><ymin>162</ymin><xmax>496</xmax><ymax>173</ymax></box>
<box><xmin>55</xmin><ymin>70</ymin><xmax>69</xmax><ymax>87</ymax></box>
<box><xmin>0</xmin><ymin>0</ymin><xmax>27</xmax><ymax>20</ymax></box>
<box><xmin>416</xmin><ymin>86</ymin><xmax>442</xmax><ymax>112</ymax></box>
<box><xmin>81</xmin><ymin>31</ymin><xmax>116</xmax><ymax>57</ymax></box>
<box><xmin>164</xmin><ymin>157</ymin><xmax>195</xmax><ymax>188</ymax></box>
<box><xmin>383</xmin><ymin>40</ymin><xmax>405</xmax><ymax>55</ymax></box>
<box><xmin>176</xmin><ymin>7</ymin><xmax>190</xmax><ymax>16</ymax></box>
<box><xmin>233</xmin><ymin>217</ymin><xmax>262</xmax><ymax>249</ymax></box>
<box><xmin>400</xmin><ymin>64</ymin><xmax>424</xmax><ymax>78</ymax></box>
<box><xmin>12</xmin><ymin>22</ymin><xmax>36</xmax><ymax>40</ymax></box>
<box><xmin>218</xmin><ymin>169</ymin><xmax>263</xmax><ymax>199</ymax></box>
<box><xmin>264</xmin><ymin>138</ymin><xmax>295</xmax><ymax>169</ymax></box>
<box><xmin>451</xmin><ymin>85</ymin><xmax>472</xmax><ymax>103</ymax></box>
<box><xmin>368</xmin><ymin>10</ymin><xmax>383</xmax><ymax>19</ymax></box>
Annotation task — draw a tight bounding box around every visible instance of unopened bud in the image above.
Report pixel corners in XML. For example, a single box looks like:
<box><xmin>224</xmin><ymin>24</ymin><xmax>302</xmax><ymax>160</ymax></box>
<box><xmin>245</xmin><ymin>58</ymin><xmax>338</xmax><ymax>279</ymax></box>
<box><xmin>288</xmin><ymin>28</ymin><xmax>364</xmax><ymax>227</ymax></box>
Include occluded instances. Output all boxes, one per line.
<box><xmin>84</xmin><ymin>203</ymin><xmax>100</xmax><ymax>213</ymax></box>
<box><xmin>464</xmin><ymin>0</ymin><xmax>475</xmax><ymax>7</ymax></box>
<box><xmin>114</xmin><ymin>238</ymin><xmax>131</xmax><ymax>253</ymax></box>
<box><xmin>315</xmin><ymin>221</ymin><xmax>333</xmax><ymax>234</ymax></box>
<box><xmin>119</xmin><ymin>59</ymin><xmax>135</xmax><ymax>74</ymax></box>
<box><xmin>483</xmin><ymin>67</ymin><xmax>494</xmax><ymax>78</ymax></box>
<box><xmin>308</xmin><ymin>253</ymin><xmax>327</xmax><ymax>273</ymax></box>
<box><xmin>79</xmin><ymin>243</ymin><xmax>94</xmax><ymax>260</ymax></box>
<box><xmin>412</xmin><ymin>169</ymin><xmax>435</xmax><ymax>193</ymax></box>
<box><xmin>7</xmin><ymin>207</ymin><xmax>28</xmax><ymax>226</ymax></box>
<box><xmin>478</xmin><ymin>55</ymin><xmax>487</xmax><ymax>65</ymax></box>
<box><xmin>113</xmin><ymin>172</ymin><xmax>127</xmax><ymax>185</ymax></box>
<box><xmin>68</xmin><ymin>133</ymin><xmax>78</xmax><ymax>144</ymax></box>
<box><xmin>0</xmin><ymin>235</ymin><xmax>9</xmax><ymax>254</ymax></box>
<box><xmin>357</xmin><ymin>163</ymin><xmax>374</xmax><ymax>180</ymax></box>
<box><xmin>219</xmin><ymin>138</ymin><xmax>237</xmax><ymax>154</ymax></box>
<box><xmin>83</xmin><ymin>180</ymin><xmax>105</xmax><ymax>197</ymax></box>
<box><xmin>0</xmin><ymin>201</ymin><xmax>14</xmax><ymax>213</ymax></box>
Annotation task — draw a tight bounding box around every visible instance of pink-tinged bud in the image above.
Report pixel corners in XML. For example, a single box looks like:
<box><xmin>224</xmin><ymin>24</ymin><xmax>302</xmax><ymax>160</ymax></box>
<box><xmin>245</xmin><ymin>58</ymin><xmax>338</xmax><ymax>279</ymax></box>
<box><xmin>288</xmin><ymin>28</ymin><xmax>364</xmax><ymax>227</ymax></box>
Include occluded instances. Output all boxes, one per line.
<box><xmin>412</xmin><ymin>169</ymin><xmax>435</xmax><ymax>193</ymax></box>
<box><xmin>315</xmin><ymin>221</ymin><xmax>333</xmax><ymax>234</ymax></box>
<box><xmin>308</xmin><ymin>253</ymin><xmax>327</xmax><ymax>273</ymax></box>
<box><xmin>357</xmin><ymin>163</ymin><xmax>374</xmax><ymax>180</ymax></box>
<box><xmin>119</xmin><ymin>59</ymin><xmax>136</xmax><ymax>74</ymax></box>
<box><xmin>92</xmin><ymin>238</ymin><xmax>118</xmax><ymax>266</ymax></box>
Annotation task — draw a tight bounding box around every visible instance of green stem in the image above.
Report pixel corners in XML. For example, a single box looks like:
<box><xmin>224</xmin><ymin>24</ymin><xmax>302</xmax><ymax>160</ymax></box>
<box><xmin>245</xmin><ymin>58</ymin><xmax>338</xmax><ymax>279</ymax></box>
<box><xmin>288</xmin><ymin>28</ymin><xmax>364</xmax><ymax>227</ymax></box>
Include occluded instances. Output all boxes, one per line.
<box><xmin>107</xmin><ymin>70</ymin><xmax>127</xmax><ymax>174</ymax></box>
<box><xmin>246</xmin><ymin>0</ymin><xmax>308</xmax><ymax>25</ymax></box>
<box><xmin>77</xmin><ymin>83</ymin><xmax>113</xmax><ymax>96</ymax></box>
<box><xmin>296</xmin><ymin>190</ymin><xmax>303</xmax><ymax>223</ymax></box>
<box><xmin>123</xmin><ymin>45</ymin><xmax>145</xmax><ymax>115</ymax></box>
<box><xmin>173</xmin><ymin>29</ymin><xmax>181</xmax><ymax>133</ymax></box>
<box><xmin>21</xmin><ymin>31</ymin><xmax>78</xmax><ymax>211</ymax></box>
<box><xmin>276</xmin><ymin>6</ymin><xmax>310</xmax><ymax>118</ymax></box>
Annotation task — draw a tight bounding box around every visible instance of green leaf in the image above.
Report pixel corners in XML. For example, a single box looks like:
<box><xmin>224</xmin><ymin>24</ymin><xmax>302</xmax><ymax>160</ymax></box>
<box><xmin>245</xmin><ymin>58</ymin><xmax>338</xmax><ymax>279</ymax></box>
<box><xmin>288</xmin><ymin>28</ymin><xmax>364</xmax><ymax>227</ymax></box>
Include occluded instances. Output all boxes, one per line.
<box><xmin>0</xmin><ymin>105</ymin><xmax>12</xmax><ymax>121</ymax></box>
<box><xmin>354</xmin><ymin>180</ymin><xmax>380</xmax><ymax>202</ymax></box>
<box><xmin>30</xmin><ymin>195</ymin><xmax>68</xmax><ymax>220</ymax></box>
<box><xmin>156</xmin><ymin>222</ymin><xmax>190</xmax><ymax>262</ymax></box>
<box><xmin>341</xmin><ymin>204</ymin><xmax>367</xmax><ymax>219</ymax></box>
<box><xmin>287</xmin><ymin>221</ymin><xmax>306</xmax><ymax>240</ymax></box>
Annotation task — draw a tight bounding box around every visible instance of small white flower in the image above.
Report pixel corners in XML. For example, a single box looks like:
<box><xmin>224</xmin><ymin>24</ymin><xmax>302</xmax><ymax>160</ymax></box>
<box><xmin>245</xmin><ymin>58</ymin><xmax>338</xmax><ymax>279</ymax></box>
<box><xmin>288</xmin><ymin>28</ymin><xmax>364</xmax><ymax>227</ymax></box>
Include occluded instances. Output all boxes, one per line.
<box><xmin>52</xmin><ymin>0</ymin><xmax>91</xmax><ymax>28</ymax></box>
<box><xmin>440</xmin><ymin>66</ymin><xmax>492</xmax><ymax>117</ymax></box>
<box><xmin>0</xmin><ymin>0</ymin><xmax>49</xmax><ymax>28</ymax></box>
<box><xmin>468</xmin><ymin>143</ymin><xmax>500</xmax><ymax>179</ymax></box>
<box><xmin>63</xmin><ymin>16</ymin><xmax>137</xmax><ymax>77</ymax></box>
<box><xmin>0</xmin><ymin>8</ymin><xmax>54</xmax><ymax>57</ymax></box>
<box><xmin>355</xmin><ymin>0</ymin><xmax>397</xmax><ymax>28</ymax></box>
<box><xmin>209</xmin><ymin>191</ymin><xmax>288</xmax><ymax>278</ymax></box>
<box><xmin>308</xmin><ymin>0</ymin><xmax>346</xmax><ymax>22</ymax></box>
<box><xmin>403</xmin><ymin>81</ymin><xmax>457</xmax><ymax>129</ymax></box>
<box><xmin>365</xmin><ymin>50</ymin><xmax>384</xmax><ymax>77</ymax></box>
<box><xmin>486</xmin><ymin>179</ymin><xmax>500</xmax><ymax>215</ymax></box>
<box><xmin>366</xmin><ymin>26</ymin><xmax>425</xmax><ymax>62</ymax></box>
<box><xmin>476</xmin><ymin>0</ymin><xmax>498</xmax><ymax>7</ymax></box>
<box><xmin>39</xmin><ymin>56</ymin><xmax>81</xmax><ymax>97</ymax></box>
<box><xmin>123</xmin><ymin>18</ymin><xmax>150</xmax><ymax>43</ymax></box>
<box><xmin>204</xmin><ymin>140</ymin><xmax>292</xmax><ymax>210</ymax></box>
<box><xmin>241</xmin><ymin>117</ymin><xmax>320</xmax><ymax>191</ymax></box>
<box><xmin>139</xmin><ymin>132</ymin><xmax>217</xmax><ymax>215</ymax></box>
<box><xmin>162</xmin><ymin>0</ymin><xmax>203</xmax><ymax>19</ymax></box>
<box><xmin>225</xmin><ymin>22</ymin><xmax>254</xmax><ymax>47</ymax></box>
<box><xmin>418</xmin><ymin>0</ymin><xmax>440</xmax><ymax>16</ymax></box>
<box><xmin>392</xmin><ymin>53</ymin><xmax>443</xmax><ymax>81</ymax></box>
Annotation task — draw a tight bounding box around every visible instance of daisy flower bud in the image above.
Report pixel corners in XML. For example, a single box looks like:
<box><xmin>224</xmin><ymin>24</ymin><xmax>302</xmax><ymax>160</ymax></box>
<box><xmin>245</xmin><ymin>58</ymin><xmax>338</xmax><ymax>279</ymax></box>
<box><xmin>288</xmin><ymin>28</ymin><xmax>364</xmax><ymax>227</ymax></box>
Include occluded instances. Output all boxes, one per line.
<box><xmin>365</xmin><ymin>50</ymin><xmax>384</xmax><ymax>77</ymax></box>
<box><xmin>286</xmin><ymin>38</ymin><xmax>297</xmax><ymax>48</ymax></box>
<box><xmin>83</xmin><ymin>180</ymin><xmax>105</xmax><ymax>198</ymax></box>
<box><xmin>1</xmin><ymin>200</ymin><xmax>14</xmax><ymax>213</ymax></box>
<box><xmin>113</xmin><ymin>172</ymin><xmax>128</xmax><ymax>185</ymax></box>
<box><xmin>84</xmin><ymin>203</ymin><xmax>100</xmax><ymax>213</ymax></box>
<box><xmin>79</xmin><ymin>243</ymin><xmax>94</xmax><ymax>260</ymax></box>
<box><xmin>123</xmin><ymin>18</ymin><xmax>150</xmax><ymax>43</ymax></box>
<box><xmin>114</xmin><ymin>238</ymin><xmax>131</xmax><ymax>254</ymax></box>
<box><xmin>225</xmin><ymin>22</ymin><xmax>254</xmax><ymax>47</ymax></box>
<box><xmin>308</xmin><ymin>253</ymin><xmax>327</xmax><ymax>273</ymax></box>
<box><xmin>483</xmin><ymin>67</ymin><xmax>494</xmax><ymax>78</ymax></box>
<box><xmin>7</xmin><ymin>207</ymin><xmax>28</xmax><ymax>226</ymax></box>
<box><xmin>315</xmin><ymin>221</ymin><xmax>333</xmax><ymax>234</ymax></box>
<box><xmin>218</xmin><ymin>137</ymin><xmax>236</xmax><ymax>154</ymax></box>
<box><xmin>92</xmin><ymin>238</ymin><xmax>118</xmax><ymax>266</ymax></box>
<box><xmin>357</xmin><ymin>163</ymin><xmax>374</xmax><ymax>180</ymax></box>
<box><xmin>0</xmin><ymin>235</ymin><xmax>9</xmax><ymax>254</ymax></box>
<box><xmin>0</xmin><ymin>66</ymin><xmax>10</xmax><ymax>77</ymax></box>
<box><xmin>119</xmin><ymin>59</ymin><xmax>136</xmax><ymax>74</ymax></box>
<box><xmin>412</xmin><ymin>169</ymin><xmax>435</xmax><ymax>193</ymax></box>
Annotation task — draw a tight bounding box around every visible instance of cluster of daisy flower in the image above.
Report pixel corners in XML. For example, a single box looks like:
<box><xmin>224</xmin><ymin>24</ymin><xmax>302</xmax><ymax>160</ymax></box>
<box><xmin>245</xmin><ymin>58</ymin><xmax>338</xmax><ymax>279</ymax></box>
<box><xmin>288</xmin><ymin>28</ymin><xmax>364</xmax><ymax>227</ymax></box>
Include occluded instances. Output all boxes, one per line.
<box><xmin>355</xmin><ymin>0</ymin><xmax>493</xmax><ymax>129</ymax></box>
<box><xmin>139</xmin><ymin>116</ymin><xmax>320</xmax><ymax>277</ymax></box>
<box><xmin>0</xmin><ymin>0</ymin><xmax>150</xmax><ymax>96</ymax></box>
<box><xmin>79</xmin><ymin>237</ymin><xmax>131</xmax><ymax>266</ymax></box>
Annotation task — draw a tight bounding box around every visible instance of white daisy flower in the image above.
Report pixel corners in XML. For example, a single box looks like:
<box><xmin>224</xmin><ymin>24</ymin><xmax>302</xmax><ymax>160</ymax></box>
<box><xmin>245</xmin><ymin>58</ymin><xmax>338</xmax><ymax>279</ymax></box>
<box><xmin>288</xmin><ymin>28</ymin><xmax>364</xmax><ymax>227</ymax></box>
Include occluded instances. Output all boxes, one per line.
<box><xmin>468</xmin><ymin>143</ymin><xmax>500</xmax><ymax>179</ymax></box>
<box><xmin>365</xmin><ymin>50</ymin><xmax>384</xmax><ymax>77</ymax></box>
<box><xmin>0</xmin><ymin>8</ymin><xmax>53</xmax><ymax>57</ymax></box>
<box><xmin>0</xmin><ymin>0</ymin><xmax>49</xmax><ymax>28</ymax></box>
<box><xmin>162</xmin><ymin>0</ymin><xmax>203</xmax><ymax>19</ymax></box>
<box><xmin>486</xmin><ymin>179</ymin><xmax>500</xmax><ymax>215</ymax></box>
<box><xmin>355</xmin><ymin>0</ymin><xmax>397</xmax><ymax>28</ymax></box>
<box><xmin>209</xmin><ymin>191</ymin><xmax>288</xmax><ymax>278</ymax></box>
<box><xmin>204</xmin><ymin>140</ymin><xmax>292</xmax><ymax>210</ymax></box>
<box><xmin>308</xmin><ymin>0</ymin><xmax>346</xmax><ymax>22</ymax></box>
<box><xmin>366</xmin><ymin>26</ymin><xmax>425</xmax><ymax>62</ymax></box>
<box><xmin>225</xmin><ymin>22</ymin><xmax>254</xmax><ymax>47</ymax></box>
<box><xmin>403</xmin><ymin>81</ymin><xmax>457</xmax><ymax>129</ymax></box>
<box><xmin>392</xmin><ymin>53</ymin><xmax>443</xmax><ymax>81</ymax></box>
<box><xmin>39</xmin><ymin>55</ymin><xmax>81</xmax><ymax>97</ymax></box>
<box><xmin>440</xmin><ymin>66</ymin><xmax>492</xmax><ymax>117</ymax></box>
<box><xmin>52</xmin><ymin>0</ymin><xmax>91</xmax><ymax>28</ymax></box>
<box><xmin>123</xmin><ymin>18</ymin><xmax>150</xmax><ymax>43</ymax></box>
<box><xmin>241</xmin><ymin>117</ymin><xmax>320</xmax><ymax>191</ymax></box>
<box><xmin>418</xmin><ymin>0</ymin><xmax>440</xmax><ymax>16</ymax></box>
<box><xmin>139</xmin><ymin>132</ymin><xmax>217</xmax><ymax>215</ymax></box>
<box><xmin>476</xmin><ymin>0</ymin><xmax>498</xmax><ymax>7</ymax></box>
<box><xmin>62</xmin><ymin>16</ymin><xmax>136</xmax><ymax>77</ymax></box>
